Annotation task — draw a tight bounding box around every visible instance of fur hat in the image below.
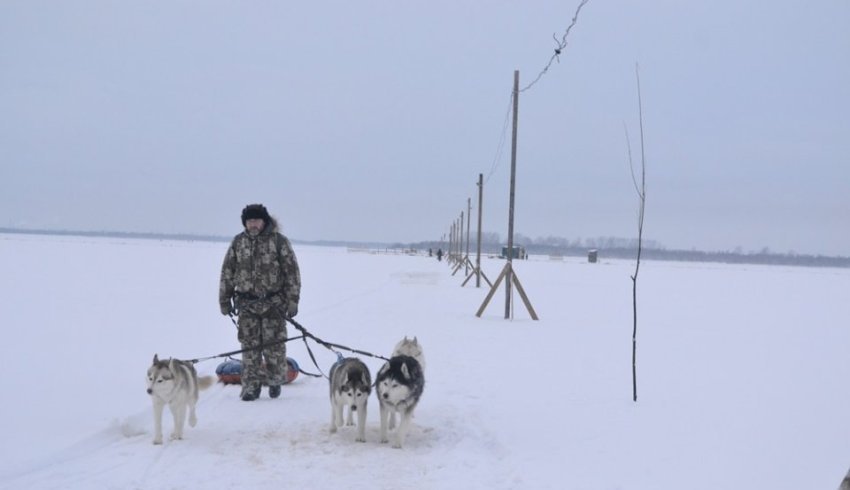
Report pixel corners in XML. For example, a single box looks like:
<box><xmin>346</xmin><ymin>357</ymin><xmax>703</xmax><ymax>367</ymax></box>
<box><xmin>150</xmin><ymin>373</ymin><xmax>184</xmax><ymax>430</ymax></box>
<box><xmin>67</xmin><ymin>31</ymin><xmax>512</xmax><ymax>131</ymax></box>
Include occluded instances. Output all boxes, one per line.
<box><xmin>241</xmin><ymin>204</ymin><xmax>270</xmax><ymax>226</ymax></box>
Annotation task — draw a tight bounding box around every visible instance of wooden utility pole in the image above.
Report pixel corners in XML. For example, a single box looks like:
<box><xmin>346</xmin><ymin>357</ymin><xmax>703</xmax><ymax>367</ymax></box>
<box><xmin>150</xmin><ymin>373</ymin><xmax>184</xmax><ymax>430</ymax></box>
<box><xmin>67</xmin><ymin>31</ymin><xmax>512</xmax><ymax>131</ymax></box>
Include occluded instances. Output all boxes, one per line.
<box><xmin>451</xmin><ymin>218</ymin><xmax>456</xmax><ymax>264</ymax></box>
<box><xmin>504</xmin><ymin>69</ymin><xmax>519</xmax><ymax>319</ymax></box>
<box><xmin>454</xmin><ymin>216</ymin><xmax>461</xmax><ymax>265</ymax></box>
<box><xmin>462</xmin><ymin>174</ymin><xmax>492</xmax><ymax>288</ymax></box>
<box><xmin>453</xmin><ymin>212</ymin><xmax>466</xmax><ymax>276</ymax></box>
<box><xmin>465</xmin><ymin>198</ymin><xmax>471</xmax><ymax>276</ymax></box>
<box><xmin>449</xmin><ymin>223</ymin><xmax>455</xmax><ymax>265</ymax></box>
<box><xmin>454</xmin><ymin>209</ymin><xmax>474</xmax><ymax>276</ymax></box>
<box><xmin>454</xmin><ymin>219</ymin><xmax>459</xmax><ymax>264</ymax></box>
<box><xmin>476</xmin><ymin>70</ymin><xmax>538</xmax><ymax>320</ymax></box>
<box><xmin>476</xmin><ymin>174</ymin><xmax>483</xmax><ymax>286</ymax></box>
<box><xmin>460</xmin><ymin>211</ymin><xmax>464</xmax><ymax>266</ymax></box>
<box><xmin>456</xmin><ymin>199</ymin><xmax>480</xmax><ymax>280</ymax></box>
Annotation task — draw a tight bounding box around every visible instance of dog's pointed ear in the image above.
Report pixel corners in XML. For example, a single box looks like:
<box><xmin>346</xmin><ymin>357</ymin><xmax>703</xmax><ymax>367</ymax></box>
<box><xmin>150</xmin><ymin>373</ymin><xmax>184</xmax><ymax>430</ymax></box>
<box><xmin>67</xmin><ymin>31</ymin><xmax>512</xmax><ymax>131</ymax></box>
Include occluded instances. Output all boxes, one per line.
<box><xmin>413</xmin><ymin>336</ymin><xmax>418</xmax><ymax>345</ymax></box>
<box><xmin>361</xmin><ymin>372</ymin><xmax>369</xmax><ymax>386</ymax></box>
<box><xmin>153</xmin><ymin>354</ymin><xmax>159</xmax><ymax>364</ymax></box>
<box><xmin>341</xmin><ymin>372</ymin><xmax>349</xmax><ymax>385</ymax></box>
<box><xmin>401</xmin><ymin>362</ymin><xmax>410</xmax><ymax>380</ymax></box>
<box><xmin>168</xmin><ymin>358</ymin><xmax>176</xmax><ymax>371</ymax></box>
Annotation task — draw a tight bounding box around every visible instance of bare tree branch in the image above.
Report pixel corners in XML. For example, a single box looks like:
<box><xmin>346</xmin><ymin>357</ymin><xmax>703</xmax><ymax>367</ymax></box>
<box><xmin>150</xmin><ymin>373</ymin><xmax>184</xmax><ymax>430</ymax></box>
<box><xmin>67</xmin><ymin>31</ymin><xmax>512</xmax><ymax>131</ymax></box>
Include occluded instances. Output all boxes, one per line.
<box><xmin>631</xmin><ymin>62</ymin><xmax>646</xmax><ymax>403</ymax></box>
<box><xmin>624</xmin><ymin>122</ymin><xmax>641</xmax><ymax>196</ymax></box>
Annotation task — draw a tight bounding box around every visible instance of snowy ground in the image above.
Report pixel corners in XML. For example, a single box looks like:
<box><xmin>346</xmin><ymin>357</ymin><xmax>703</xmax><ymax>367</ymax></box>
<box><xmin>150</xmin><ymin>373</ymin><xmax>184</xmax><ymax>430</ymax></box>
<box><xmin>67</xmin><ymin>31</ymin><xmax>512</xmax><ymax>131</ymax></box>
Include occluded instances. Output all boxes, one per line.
<box><xmin>1</xmin><ymin>233</ymin><xmax>849</xmax><ymax>489</ymax></box>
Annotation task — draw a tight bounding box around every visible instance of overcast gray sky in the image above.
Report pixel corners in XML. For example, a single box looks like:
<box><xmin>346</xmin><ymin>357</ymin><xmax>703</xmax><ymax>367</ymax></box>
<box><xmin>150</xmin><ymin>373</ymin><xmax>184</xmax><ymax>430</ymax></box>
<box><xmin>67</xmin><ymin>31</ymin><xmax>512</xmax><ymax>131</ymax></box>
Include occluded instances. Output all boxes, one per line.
<box><xmin>2</xmin><ymin>1</ymin><xmax>848</xmax><ymax>256</ymax></box>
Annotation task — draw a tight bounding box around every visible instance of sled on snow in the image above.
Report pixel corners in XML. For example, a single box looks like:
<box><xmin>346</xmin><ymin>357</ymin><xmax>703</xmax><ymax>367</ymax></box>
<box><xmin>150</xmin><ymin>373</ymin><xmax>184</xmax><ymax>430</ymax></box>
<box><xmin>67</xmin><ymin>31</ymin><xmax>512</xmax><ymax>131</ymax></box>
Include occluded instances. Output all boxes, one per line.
<box><xmin>215</xmin><ymin>357</ymin><xmax>300</xmax><ymax>385</ymax></box>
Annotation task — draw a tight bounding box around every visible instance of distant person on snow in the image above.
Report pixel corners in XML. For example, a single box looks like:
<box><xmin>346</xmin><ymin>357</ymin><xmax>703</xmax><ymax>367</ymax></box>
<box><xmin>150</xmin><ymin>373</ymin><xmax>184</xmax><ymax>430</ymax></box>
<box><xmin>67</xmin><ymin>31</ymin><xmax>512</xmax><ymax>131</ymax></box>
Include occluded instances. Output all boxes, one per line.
<box><xmin>436</xmin><ymin>248</ymin><xmax>443</xmax><ymax>261</ymax></box>
<box><xmin>219</xmin><ymin>204</ymin><xmax>301</xmax><ymax>402</ymax></box>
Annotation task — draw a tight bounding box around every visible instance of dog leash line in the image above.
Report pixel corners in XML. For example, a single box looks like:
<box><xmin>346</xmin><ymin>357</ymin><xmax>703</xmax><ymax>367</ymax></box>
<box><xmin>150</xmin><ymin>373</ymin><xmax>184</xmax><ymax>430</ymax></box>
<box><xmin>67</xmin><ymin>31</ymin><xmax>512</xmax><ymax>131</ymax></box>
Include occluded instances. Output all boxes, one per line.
<box><xmin>286</xmin><ymin>316</ymin><xmax>391</xmax><ymax>362</ymax></box>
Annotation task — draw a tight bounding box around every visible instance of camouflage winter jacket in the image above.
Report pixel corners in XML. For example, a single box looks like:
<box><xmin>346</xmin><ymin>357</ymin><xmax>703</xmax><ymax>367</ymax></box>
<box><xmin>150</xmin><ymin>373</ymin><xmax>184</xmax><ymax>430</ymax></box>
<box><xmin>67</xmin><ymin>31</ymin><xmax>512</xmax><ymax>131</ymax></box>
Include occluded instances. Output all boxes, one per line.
<box><xmin>219</xmin><ymin>217</ymin><xmax>301</xmax><ymax>316</ymax></box>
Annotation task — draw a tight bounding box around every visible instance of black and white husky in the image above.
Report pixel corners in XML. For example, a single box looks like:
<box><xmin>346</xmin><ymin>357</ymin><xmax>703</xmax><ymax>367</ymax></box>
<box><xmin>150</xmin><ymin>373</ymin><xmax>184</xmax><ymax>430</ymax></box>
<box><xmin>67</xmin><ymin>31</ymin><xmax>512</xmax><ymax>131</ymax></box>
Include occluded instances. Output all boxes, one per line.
<box><xmin>328</xmin><ymin>357</ymin><xmax>372</xmax><ymax>442</ymax></box>
<box><xmin>376</xmin><ymin>353</ymin><xmax>425</xmax><ymax>448</ymax></box>
<box><xmin>146</xmin><ymin>354</ymin><xmax>214</xmax><ymax>445</ymax></box>
<box><xmin>386</xmin><ymin>336</ymin><xmax>426</xmax><ymax>430</ymax></box>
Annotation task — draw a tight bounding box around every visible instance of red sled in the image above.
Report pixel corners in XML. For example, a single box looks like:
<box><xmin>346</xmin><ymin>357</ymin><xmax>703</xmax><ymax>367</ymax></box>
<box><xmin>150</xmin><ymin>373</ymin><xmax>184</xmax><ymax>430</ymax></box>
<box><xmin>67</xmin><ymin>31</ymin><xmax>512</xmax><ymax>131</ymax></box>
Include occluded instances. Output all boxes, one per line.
<box><xmin>215</xmin><ymin>358</ymin><xmax>300</xmax><ymax>385</ymax></box>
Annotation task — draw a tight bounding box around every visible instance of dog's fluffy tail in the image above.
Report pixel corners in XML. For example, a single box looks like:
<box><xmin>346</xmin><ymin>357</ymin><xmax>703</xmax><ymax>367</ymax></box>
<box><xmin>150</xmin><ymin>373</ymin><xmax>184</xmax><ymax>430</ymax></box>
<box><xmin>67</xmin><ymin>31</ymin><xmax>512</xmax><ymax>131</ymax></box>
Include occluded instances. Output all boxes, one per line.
<box><xmin>199</xmin><ymin>375</ymin><xmax>215</xmax><ymax>390</ymax></box>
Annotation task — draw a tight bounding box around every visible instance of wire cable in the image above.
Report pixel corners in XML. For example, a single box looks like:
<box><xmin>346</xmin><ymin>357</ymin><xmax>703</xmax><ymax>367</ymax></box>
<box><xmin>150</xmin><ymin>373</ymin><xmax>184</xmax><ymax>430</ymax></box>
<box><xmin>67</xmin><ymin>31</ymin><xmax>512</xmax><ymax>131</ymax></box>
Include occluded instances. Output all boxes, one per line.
<box><xmin>520</xmin><ymin>0</ymin><xmax>591</xmax><ymax>93</ymax></box>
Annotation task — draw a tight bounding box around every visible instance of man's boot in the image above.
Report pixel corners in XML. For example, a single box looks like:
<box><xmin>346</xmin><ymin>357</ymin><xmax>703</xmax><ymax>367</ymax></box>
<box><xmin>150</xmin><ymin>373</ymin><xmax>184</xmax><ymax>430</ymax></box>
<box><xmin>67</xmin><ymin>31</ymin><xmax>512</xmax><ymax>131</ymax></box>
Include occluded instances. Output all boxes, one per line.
<box><xmin>241</xmin><ymin>384</ymin><xmax>261</xmax><ymax>401</ymax></box>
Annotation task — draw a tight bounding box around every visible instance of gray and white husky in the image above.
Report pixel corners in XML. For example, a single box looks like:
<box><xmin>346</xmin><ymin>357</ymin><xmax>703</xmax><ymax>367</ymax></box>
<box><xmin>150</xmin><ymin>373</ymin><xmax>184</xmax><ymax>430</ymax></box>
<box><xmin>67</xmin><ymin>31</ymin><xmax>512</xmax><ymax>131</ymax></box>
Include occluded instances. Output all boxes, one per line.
<box><xmin>376</xmin><ymin>354</ymin><xmax>425</xmax><ymax>448</ymax></box>
<box><xmin>328</xmin><ymin>357</ymin><xmax>372</xmax><ymax>442</ymax></box>
<box><xmin>392</xmin><ymin>336</ymin><xmax>426</xmax><ymax>372</ymax></box>
<box><xmin>146</xmin><ymin>354</ymin><xmax>215</xmax><ymax>445</ymax></box>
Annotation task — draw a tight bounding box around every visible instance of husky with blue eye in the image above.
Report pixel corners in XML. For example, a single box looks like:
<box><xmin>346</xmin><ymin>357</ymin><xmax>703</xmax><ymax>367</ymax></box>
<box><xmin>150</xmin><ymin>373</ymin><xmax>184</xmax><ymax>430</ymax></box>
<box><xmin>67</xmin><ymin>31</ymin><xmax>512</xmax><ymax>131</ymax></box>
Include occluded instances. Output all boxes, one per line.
<box><xmin>375</xmin><ymin>353</ymin><xmax>425</xmax><ymax>449</ymax></box>
<box><xmin>328</xmin><ymin>357</ymin><xmax>372</xmax><ymax>442</ymax></box>
<box><xmin>146</xmin><ymin>354</ymin><xmax>214</xmax><ymax>445</ymax></box>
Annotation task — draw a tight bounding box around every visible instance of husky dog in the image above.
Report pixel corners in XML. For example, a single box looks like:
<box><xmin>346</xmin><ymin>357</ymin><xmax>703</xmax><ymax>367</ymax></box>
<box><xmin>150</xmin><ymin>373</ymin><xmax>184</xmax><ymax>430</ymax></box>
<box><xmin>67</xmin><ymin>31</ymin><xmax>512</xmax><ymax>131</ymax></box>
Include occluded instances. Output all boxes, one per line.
<box><xmin>840</xmin><ymin>467</ymin><xmax>850</xmax><ymax>490</ymax></box>
<box><xmin>387</xmin><ymin>336</ymin><xmax>426</xmax><ymax>430</ymax></box>
<box><xmin>328</xmin><ymin>357</ymin><xmax>372</xmax><ymax>442</ymax></box>
<box><xmin>392</xmin><ymin>336</ymin><xmax>426</xmax><ymax>372</ymax></box>
<box><xmin>146</xmin><ymin>354</ymin><xmax>215</xmax><ymax>445</ymax></box>
<box><xmin>376</xmin><ymin>354</ymin><xmax>425</xmax><ymax>448</ymax></box>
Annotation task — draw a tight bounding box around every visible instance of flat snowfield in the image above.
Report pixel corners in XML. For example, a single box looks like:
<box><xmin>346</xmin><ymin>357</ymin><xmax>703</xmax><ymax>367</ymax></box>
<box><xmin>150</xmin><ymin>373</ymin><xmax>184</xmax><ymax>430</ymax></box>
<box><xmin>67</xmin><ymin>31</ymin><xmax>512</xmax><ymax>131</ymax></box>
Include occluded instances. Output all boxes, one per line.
<box><xmin>1</xmin><ymin>233</ymin><xmax>848</xmax><ymax>489</ymax></box>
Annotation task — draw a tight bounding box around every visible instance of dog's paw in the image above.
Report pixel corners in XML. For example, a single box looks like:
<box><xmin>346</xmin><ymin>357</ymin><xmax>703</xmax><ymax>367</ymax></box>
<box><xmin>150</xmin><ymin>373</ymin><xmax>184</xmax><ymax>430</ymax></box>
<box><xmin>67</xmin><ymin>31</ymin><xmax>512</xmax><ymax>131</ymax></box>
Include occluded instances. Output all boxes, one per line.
<box><xmin>391</xmin><ymin>441</ymin><xmax>403</xmax><ymax>449</ymax></box>
<box><xmin>356</xmin><ymin>435</ymin><xmax>366</xmax><ymax>443</ymax></box>
<box><xmin>329</xmin><ymin>425</ymin><xmax>337</xmax><ymax>434</ymax></box>
<box><xmin>380</xmin><ymin>437</ymin><xmax>389</xmax><ymax>444</ymax></box>
<box><xmin>152</xmin><ymin>437</ymin><xmax>163</xmax><ymax>445</ymax></box>
<box><xmin>169</xmin><ymin>432</ymin><xmax>183</xmax><ymax>441</ymax></box>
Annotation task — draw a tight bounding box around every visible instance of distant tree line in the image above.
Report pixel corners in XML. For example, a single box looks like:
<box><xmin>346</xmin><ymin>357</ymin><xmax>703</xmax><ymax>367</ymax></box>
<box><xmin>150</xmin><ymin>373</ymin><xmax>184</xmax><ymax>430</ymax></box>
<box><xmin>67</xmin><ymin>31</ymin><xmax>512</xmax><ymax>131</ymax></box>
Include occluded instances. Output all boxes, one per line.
<box><xmin>0</xmin><ymin>227</ymin><xmax>228</xmax><ymax>243</ymax></box>
<box><xmin>405</xmin><ymin>232</ymin><xmax>850</xmax><ymax>268</ymax></box>
<box><xmin>3</xmin><ymin>227</ymin><xmax>847</xmax><ymax>269</ymax></box>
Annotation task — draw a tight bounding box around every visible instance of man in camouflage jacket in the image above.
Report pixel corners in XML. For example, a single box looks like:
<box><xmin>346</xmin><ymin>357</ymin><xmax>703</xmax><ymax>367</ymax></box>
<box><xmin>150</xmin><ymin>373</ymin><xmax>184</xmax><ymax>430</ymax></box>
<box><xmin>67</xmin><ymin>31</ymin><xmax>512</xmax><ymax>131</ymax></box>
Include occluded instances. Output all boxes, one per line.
<box><xmin>219</xmin><ymin>204</ymin><xmax>301</xmax><ymax>401</ymax></box>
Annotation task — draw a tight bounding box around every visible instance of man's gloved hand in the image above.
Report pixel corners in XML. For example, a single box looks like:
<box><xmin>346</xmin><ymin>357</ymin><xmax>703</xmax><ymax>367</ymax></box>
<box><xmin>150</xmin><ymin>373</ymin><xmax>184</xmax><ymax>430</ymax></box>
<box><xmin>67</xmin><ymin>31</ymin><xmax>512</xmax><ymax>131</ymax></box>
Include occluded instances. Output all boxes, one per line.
<box><xmin>287</xmin><ymin>303</ymin><xmax>298</xmax><ymax>318</ymax></box>
<box><xmin>220</xmin><ymin>299</ymin><xmax>234</xmax><ymax>316</ymax></box>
